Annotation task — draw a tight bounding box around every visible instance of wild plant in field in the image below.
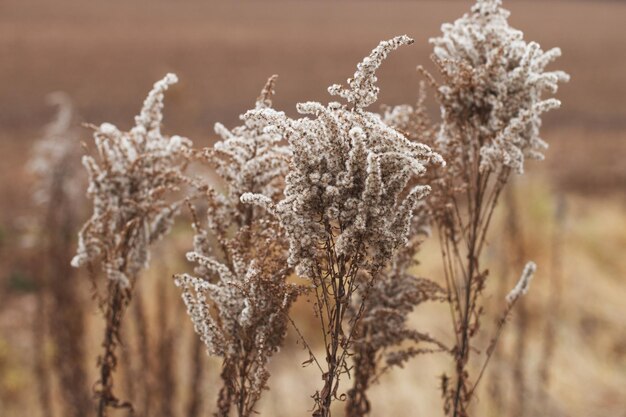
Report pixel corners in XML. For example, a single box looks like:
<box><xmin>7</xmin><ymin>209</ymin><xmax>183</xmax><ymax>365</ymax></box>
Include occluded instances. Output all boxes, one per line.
<box><xmin>342</xmin><ymin>89</ymin><xmax>447</xmax><ymax>417</ymax></box>
<box><xmin>29</xmin><ymin>93</ymin><xmax>84</xmax><ymax>207</ymax></box>
<box><xmin>383</xmin><ymin>0</ymin><xmax>569</xmax><ymax>415</ymax></box>
<box><xmin>71</xmin><ymin>73</ymin><xmax>191</xmax><ymax>417</ymax></box>
<box><xmin>175</xmin><ymin>76</ymin><xmax>302</xmax><ymax>417</ymax></box>
<box><xmin>345</xmin><ymin>204</ymin><xmax>449</xmax><ymax>417</ymax></box>
<box><xmin>28</xmin><ymin>93</ymin><xmax>92</xmax><ymax>417</ymax></box>
<box><xmin>243</xmin><ymin>36</ymin><xmax>443</xmax><ymax>417</ymax></box>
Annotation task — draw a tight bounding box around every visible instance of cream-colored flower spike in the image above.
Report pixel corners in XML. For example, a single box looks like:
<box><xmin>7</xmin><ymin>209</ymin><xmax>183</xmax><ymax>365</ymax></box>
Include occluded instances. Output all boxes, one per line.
<box><xmin>430</xmin><ymin>0</ymin><xmax>569</xmax><ymax>174</ymax></box>
<box><xmin>328</xmin><ymin>35</ymin><xmax>414</xmax><ymax>109</ymax></box>
<box><xmin>28</xmin><ymin>92</ymin><xmax>82</xmax><ymax>207</ymax></box>
<box><xmin>506</xmin><ymin>261</ymin><xmax>537</xmax><ymax>304</ymax></box>
<box><xmin>72</xmin><ymin>73</ymin><xmax>191</xmax><ymax>287</ymax></box>
<box><xmin>175</xmin><ymin>76</ymin><xmax>300</xmax><ymax>417</ymax></box>
<box><xmin>241</xmin><ymin>37</ymin><xmax>444</xmax><ymax>417</ymax></box>
<box><xmin>243</xmin><ymin>36</ymin><xmax>444</xmax><ymax>279</ymax></box>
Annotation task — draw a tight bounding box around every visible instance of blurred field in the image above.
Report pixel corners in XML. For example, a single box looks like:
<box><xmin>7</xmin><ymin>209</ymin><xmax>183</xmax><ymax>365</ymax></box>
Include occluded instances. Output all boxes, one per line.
<box><xmin>1</xmin><ymin>0</ymin><xmax>625</xmax><ymax>416</ymax></box>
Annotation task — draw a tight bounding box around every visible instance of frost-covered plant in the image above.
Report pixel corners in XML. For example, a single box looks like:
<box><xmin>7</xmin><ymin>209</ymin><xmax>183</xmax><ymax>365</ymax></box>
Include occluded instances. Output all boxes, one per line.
<box><xmin>243</xmin><ymin>36</ymin><xmax>443</xmax><ymax>417</ymax></box>
<box><xmin>71</xmin><ymin>73</ymin><xmax>191</xmax><ymax>417</ymax></box>
<box><xmin>175</xmin><ymin>77</ymin><xmax>301</xmax><ymax>417</ymax></box>
<box><xmin>382</xmin><ymin>1</ymin><xmax>568</xmax><ymax>416</ymax></box>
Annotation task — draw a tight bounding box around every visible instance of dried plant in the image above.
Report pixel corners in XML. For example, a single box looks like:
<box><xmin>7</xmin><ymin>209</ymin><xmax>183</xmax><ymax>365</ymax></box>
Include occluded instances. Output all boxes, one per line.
<box><xmin>428</xmin><ymin>0</ymin><xmax>567</xmax><ymax>414</ymax></box>
<box><xmin>340</xmin><ymin>90</ymin><xmax>447</xmax><ymax>417</ymax></box>
<box><xmin>28</xmin><ymin>92</ymin><xmax>92</xmax><ymax>417</ymax></box>
<box><xmin>381</xmin><ymin>81</ymin><xmax>438</xmax><ymax>147</ymax></box>
<box><xmin>130</xmin><ymin>290</ymin><xmax>153</xmax><ymax>417</ymax></box>
<box><xmin>345</xmin><ymin>204</ymin><xmax>449</xmax><ymax>417</ymax></box>
<box><xmin>71</xmin><ymin>73</ymin><xmax>191</xmax><ymax>416</ymax></box>
<box><xmin>156</xmin><ymin>274</ymin><xmax>176</xmax><ymax>417</ymax></box>
<box><xmin>175</xmin><ymin>76</ymin><xmax>301</xmax><ymax>417</ymax></box>
<box><xmin>472</xmin><ymin>260</ymin><xmax>537</xmax><ymax>387</ymax></box>
<box><xmin>29</xmin><ymin>92</ymin><xmax>84</xmax><ymax>207</ymax></box>
<box><xmin>429</xmin><ymin>0</ymin><xmax>569</xmax><ymax>177</ymax></box>
<box><xmin>384</xmin><ymin>1</ymin><xmax>568</xmax><ymax>415</ymax></box>
<box><xmin>504</xmin><ymin>187</ymin><xmax>530</xmax><ymax>417</ymax></box>
<box><xmin>55</xmin><ymin>6</ymin><xmax>572</xmax><ymax>416</ymax></box>
<box><xmin>243</xmin><ymin>36</ymin><xmax>443</xmax><ymax>417</ymax></box>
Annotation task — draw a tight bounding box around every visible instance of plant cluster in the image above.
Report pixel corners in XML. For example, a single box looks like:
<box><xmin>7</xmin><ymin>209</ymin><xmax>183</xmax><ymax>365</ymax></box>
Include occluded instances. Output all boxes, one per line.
<box><xmin>241</xmin><ymin>35</ymin><xmax>443</xmax><ymax>417</ymax></box>
<box><xmin>175</xmin><ymin>76</ymin><xmax>302</xmax><ymax>417</ymax></box>
<box><xmin>67</xmin><ymin>1</ymin><xmax>567</xmax><ymax>416</ymax></box>
<box><xmin>383</xmin><ymin>1</ymin><xmax>568</xmax><ymax>415</ymax></box>
<box><xmin>72</xmin><ymin>74</ymin><xmax>191</xmax><ymax>416</ymax></box>
<box><xmin>27</xmin><ymin>93</ymin><xmax>92</xmax><ymax>417</ymax></box>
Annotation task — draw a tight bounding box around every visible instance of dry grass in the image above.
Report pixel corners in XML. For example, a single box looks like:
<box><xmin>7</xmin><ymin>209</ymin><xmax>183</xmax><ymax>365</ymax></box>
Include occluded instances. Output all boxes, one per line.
<box><xmin>1</xmin><ymin>183</ymin><xmax>625</xmax><ymax>417</ymax></box>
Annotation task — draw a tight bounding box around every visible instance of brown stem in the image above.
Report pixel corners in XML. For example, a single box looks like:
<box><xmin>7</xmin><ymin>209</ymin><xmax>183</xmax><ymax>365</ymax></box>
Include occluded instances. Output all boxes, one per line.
<box><xmin>96</xmin><ymin>281</ymin><xmax>132</xmax><ymax>417</ymax></box>
<box><xmin>156</xmin><ymin>278</ymin><xmax>175</xmax><ymax>417</ymax></box>
<box><xmin>345</xmin><ymin>342</ymin><xmax>375</xmax><ymax>417</ymax></box>
<box><xmin>506</xmin><ymin>186</ymin><xmax>528</xmax><ymax>417</ymax></box>
<box><xmin>451</xmin><ymin>174</ymin><xmax>484</xmax><ymax>417</ymax></box>
<box><xmin>132</xmin><ymin>291</ymin><xmax>152</xmax><ymax>417</ymax></box>
<box><xmin>215</xmin><ymin>360</ymin><xmax>236</xmax><ymax>417</ymax></box>
<box><xmin>318</xmin><ymin>270</ymin><xmax>345</xmax><ymax>417</ymax></box>
<box><xmin>536</xmin><ymin>195</ymin><xmax>565</xmax><ymax>412</ymax></box>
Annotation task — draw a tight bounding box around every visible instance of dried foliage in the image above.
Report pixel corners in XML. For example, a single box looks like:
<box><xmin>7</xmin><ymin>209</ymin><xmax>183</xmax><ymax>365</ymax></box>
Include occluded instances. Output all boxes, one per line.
<box><xmin>382</xmin><ymin>1</ymin><xmax>568</xmax><ymax>416</ymax></box>
<box><xmin>345</xmin><ymin>206</ymin><xmax>448</xmax><ymax>417</ymax></box>
<box><xmin>175</xmin><ymin>76</ymin><xmax>302</xmax><ymax>417</ymax></box>
<box><xmin>57</xmin><ymin>3</ymin><xmax>569</xmax><ymax>416</ymax></box>
<box><xmin>534</xmin><ymin>196</ymin><xmax>566</xmax><ymax>417</ymax></box>
<box><xmin>430</xmin><ymin>0</ymin><xmax>569</xmax><ymax>176</ymax></box>
<box><xmin>28</xmin><ymin>93</ymin><xmax>92</xmax><ymax>417</ymax></box>
<box><xmin>243</xmin><ymin>36</ymin><xmax>443</xmax><ymax>417</ymax></box>
<box><xmin>71</xmin><ymin>74</ymin><xmax>191</xmax><ymax>416</ymax></box>
<box><xmin>72</xmin><ymin>73</ymin><xmax>191</xmax><ymax>287</ymax></box>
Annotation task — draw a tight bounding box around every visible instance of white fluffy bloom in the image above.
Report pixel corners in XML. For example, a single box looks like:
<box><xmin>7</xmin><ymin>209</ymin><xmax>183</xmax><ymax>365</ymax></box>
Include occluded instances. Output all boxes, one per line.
<box><xmin>328</xmin><ymin>35</ymin><xmax>414</xmax><ymax>109</ymax></box>
<box><xmin>430</xmin><ymin>0</ymin><xmax>569</xmax><ymax>174</ymax></box>
<box><xmin>243</xmin><ymin>36</ymin><xmax>443</xmax><ymax>278</ymax></box>
<box><xmin>72</xmin><ymin>73</ymin><xmax>191</xmax><ymax>287</ymax></box>
<box><xmin>210</xmin><ymin>75</ymin><xmax>290</xmax><ymax>207</ymax></box>
<box><xmin>175</xmin><ymin>76</ymin><xmax>301</xmax><ymax>416</ymax></box>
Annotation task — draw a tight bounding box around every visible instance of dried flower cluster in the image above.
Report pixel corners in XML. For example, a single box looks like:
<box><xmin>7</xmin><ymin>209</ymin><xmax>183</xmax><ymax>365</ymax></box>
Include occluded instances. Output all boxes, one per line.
<box><xmin>243</xmin><ymin>36</ymin><xmax>443</xmax><ymax>417</ymax></box>
<box><xmin>72</xmin><ymin>73</ymin><xmax>191</xmax><ymax>287</ymax></box>
<box><xmin>65</xmin><ymin>3</ymin><xmax>567</xmax><ymax>415</ymax></box>
<box><xmin>29</xmin><ymin>93</ymin><xmax>83</xmax><ymax>207</ymax></box>
<box><xmin>175</xmin><ymin>77</ymin><xmax>301</xmax><ymax>417</ymax></box>
<box><xmin>430</xmin><ymin>0</ymin><xmax>569</xmax><ymax>175</ymax></box>
<box><xmin>379</xmin><ymin>1</ymin><xmax>568</xmax><ymax>416</ymax></box>
<box><xmin>71</xmin><ymin>74</ymin><xmax>191</xmax><ymax>417</ymax></box>
<box><xmin>245</xmin><ymin>36</ymin><xmax>443</xmax><ymax>278</ymax></box>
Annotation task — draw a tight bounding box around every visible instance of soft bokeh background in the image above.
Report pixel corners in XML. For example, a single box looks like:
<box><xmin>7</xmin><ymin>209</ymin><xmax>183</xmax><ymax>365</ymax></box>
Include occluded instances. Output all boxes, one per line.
<box><xmin>1</xmin><ymin>1</ymin><xmax>625</xmax><ymax>416</ymax></box>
